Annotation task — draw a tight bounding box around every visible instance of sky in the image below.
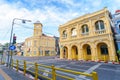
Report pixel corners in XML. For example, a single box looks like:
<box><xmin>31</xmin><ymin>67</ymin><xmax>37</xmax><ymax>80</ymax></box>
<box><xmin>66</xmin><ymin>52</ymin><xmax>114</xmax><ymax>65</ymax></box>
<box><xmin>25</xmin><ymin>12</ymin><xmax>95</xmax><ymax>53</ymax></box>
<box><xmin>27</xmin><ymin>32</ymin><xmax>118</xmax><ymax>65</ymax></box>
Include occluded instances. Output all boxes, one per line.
<box><xmin>0</xmin><ymin>0</ymin><xmax>120</xmax><ymax>44</ymax></box>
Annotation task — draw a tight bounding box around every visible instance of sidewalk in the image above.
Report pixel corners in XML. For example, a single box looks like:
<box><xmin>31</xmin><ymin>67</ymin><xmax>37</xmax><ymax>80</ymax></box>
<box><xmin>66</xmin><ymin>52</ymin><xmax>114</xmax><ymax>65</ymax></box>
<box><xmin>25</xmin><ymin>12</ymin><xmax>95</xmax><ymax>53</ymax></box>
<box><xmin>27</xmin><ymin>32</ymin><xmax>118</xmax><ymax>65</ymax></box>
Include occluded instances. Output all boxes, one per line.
<box><xmin>0</xmin><ymin>65</ymin><xmax>32</xmax><ymax>80</ymax></box>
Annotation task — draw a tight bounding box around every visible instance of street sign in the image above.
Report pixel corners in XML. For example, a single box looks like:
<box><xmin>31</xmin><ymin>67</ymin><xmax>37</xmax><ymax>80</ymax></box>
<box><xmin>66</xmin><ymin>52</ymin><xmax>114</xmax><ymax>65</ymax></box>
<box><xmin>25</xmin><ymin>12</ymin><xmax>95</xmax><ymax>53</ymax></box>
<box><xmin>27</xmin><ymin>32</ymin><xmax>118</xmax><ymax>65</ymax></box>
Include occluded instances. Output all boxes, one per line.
<box><xmin>9</xmin><ymin>45</ymin><xmax>16</xmax><ymax>50</ymax></box>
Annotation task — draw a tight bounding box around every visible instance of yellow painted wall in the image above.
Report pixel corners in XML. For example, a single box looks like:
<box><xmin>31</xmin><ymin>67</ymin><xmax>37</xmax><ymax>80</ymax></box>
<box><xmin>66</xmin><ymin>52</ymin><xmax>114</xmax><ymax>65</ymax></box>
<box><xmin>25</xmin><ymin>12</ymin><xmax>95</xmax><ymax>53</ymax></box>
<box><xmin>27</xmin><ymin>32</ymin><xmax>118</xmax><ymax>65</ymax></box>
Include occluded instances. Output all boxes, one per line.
<box><xmin>24</xmin><ymin>21</ymin><xmax>56</xmax><ymax>56</ymax></box>
<box><xmin>59</xmin><ymin>8</ymin><xmax>117</xmax><ymax>61</ymax></box>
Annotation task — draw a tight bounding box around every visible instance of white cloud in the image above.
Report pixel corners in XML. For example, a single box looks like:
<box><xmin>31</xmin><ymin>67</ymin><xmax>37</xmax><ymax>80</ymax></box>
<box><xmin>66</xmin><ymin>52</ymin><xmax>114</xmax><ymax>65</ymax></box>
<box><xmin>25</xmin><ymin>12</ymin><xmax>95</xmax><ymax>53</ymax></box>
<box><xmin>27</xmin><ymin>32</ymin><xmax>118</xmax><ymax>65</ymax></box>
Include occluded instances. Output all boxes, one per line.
<box><xmin>1</xmin><ymin>0</ymin><xmax>120</xmax><ymax>44</ymax></box>
<box><xmin>92</xmin><ymin>0</ymin><xmax>102</xmax><ymax>7</ymax></box>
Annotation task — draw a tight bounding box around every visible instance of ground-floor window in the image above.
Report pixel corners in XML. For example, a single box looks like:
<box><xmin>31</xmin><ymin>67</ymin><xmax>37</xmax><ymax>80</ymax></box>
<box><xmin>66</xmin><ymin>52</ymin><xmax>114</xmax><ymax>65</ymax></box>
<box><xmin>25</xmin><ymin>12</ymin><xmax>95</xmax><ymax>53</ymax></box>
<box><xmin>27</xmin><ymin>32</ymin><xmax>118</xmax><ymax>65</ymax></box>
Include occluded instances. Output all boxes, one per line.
<box><xmin>51</xmin><ymin>51</ymin><xmax>55</xmax><ymax>54</ymax></box>
<box><xmin>76</xmin><ymin>47</ymin><xmax>78</xmax><ymax>55</ymax></box>
<box><xmin>34</xmin><ymin>51</ymin><xmax>36</xmax><ymax>55</ymax></box>
<box><xmin>45</xmin><ymin>50</ymin><xmax>49</xmax><ymax>56</ymax></box>
<box><xmin>40</xmin><ymin>50</ymin><xmax>43</xmax><ymax>55</ymax></box>
<box><xmin>100</xmin><ymin>45</ymin><xmax>108</xmax><ymax>55</ymax></box>
<box><xmin>87</xmin><ymin>46</ymin><xmax>91</xmax><ymax>55</ymax></box>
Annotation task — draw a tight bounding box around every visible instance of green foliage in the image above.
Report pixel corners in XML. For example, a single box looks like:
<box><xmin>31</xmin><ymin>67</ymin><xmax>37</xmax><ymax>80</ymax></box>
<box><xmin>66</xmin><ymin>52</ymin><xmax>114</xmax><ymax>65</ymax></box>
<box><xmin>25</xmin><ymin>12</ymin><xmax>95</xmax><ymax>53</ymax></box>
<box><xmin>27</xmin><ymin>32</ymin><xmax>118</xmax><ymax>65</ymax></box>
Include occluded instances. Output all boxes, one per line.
<box><xmin>117</xmin><ymin>50</ymin><xmax>120</xmax><ymax>55</ymax></box>
<box><xmin>0</xmin><ymin>51</ymin><xmax>3</xmax><ymax>55</ymax></box>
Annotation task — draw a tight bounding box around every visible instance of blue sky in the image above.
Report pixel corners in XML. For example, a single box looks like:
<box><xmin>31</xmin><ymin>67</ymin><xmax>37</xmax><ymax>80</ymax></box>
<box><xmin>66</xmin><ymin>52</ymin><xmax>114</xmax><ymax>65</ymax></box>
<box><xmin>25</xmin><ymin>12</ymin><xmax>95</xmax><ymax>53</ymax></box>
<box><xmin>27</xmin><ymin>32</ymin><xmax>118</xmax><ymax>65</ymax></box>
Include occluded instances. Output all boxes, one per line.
<box><xmin>0</xmin><ymin>0</ymin><xmax>120</xmax><ymax>44</ymax></box>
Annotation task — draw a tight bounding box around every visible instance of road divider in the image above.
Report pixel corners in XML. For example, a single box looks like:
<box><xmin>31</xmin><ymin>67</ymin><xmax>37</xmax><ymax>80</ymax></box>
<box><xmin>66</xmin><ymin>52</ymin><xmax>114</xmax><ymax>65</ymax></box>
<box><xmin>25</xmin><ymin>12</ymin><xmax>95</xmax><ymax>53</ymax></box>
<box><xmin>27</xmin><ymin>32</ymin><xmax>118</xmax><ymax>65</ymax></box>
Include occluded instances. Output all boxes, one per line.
<box><xmin>11</xmin><ymin>59</ymin><xmax>98</xmax><ymax>80</ymax></box>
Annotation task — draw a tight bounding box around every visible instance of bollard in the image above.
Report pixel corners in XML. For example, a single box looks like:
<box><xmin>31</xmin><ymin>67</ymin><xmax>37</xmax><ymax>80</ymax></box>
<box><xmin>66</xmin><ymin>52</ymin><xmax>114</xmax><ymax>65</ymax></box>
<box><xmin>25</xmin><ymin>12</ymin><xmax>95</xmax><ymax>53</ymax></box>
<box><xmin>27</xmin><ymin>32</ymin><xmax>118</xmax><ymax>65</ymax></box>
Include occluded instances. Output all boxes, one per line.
<box><xmin>52</xmin><ymin>65</ymin><xmax>56</xmax><ymax>80</ymax></box>
<box><xmin>23</xmin><ymin>60</ymin><xmax>26</xmax><ymax>76</ymax></box>
<box><xmin>16</xmin><ymin>60</ymin><xmax>19</xmax><ymax>72</ymax></box>
<box><xmin>11</xmin><ymin>59</ymin><xmax>13</xmax><ymax>69</ymax></box>
<box><xmin>92</xmin><ymin>72</ymin><xmax>98</xmax><ymax>80</ymax></box>
<box><xmin>35</xmin><ymin>63</ymin><xmax>38</xmax><ymax>80</ymax></box>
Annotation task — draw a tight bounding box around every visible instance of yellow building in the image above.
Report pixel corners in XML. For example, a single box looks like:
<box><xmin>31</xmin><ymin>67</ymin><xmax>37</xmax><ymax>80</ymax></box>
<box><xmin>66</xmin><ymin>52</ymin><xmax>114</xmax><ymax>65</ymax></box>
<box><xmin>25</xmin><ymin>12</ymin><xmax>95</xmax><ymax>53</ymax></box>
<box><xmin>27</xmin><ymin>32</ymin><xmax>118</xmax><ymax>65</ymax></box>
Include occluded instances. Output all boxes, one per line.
<box><xmin>24</xmin><ymin>21</ymin><xmax>56</xmax><ymax>56</ymax></box>
<box><xmin>59</xmin><ymin>8</ymin><xmax>117</xmax><ymax>62</ymax></box>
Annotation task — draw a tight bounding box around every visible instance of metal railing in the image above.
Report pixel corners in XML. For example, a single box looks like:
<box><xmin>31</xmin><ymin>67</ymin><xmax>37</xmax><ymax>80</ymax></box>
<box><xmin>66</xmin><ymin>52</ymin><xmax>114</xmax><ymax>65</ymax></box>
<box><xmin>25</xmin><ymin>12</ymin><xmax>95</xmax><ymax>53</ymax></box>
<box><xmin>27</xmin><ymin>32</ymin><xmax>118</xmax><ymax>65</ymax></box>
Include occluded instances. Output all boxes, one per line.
<box><xmin>11</xmin><ymin>59</ymin><xmax>98</xmax><ymax>80</ymax></box>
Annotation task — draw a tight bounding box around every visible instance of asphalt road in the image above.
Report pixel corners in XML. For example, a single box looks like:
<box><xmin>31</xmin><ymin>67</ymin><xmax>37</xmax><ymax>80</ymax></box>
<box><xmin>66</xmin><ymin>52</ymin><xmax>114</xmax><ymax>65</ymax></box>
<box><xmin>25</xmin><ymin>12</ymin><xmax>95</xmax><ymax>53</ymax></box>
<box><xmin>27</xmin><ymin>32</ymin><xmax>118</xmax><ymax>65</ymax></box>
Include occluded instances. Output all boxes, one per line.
<box><xmin>13</xmin><ymin>56</ymin><xmax>120</xmax><ymax>80</ymax></box>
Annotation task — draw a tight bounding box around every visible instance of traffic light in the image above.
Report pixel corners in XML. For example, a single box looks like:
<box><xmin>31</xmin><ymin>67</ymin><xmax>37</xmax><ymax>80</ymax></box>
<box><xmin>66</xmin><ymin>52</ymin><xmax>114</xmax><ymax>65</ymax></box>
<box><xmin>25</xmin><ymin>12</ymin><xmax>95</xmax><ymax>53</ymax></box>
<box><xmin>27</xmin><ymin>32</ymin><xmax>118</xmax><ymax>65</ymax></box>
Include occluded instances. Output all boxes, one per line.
<box><xmin>12</xmin><ymin>34</ymin><xmax>16</xmax><ymax>44</ymax></box>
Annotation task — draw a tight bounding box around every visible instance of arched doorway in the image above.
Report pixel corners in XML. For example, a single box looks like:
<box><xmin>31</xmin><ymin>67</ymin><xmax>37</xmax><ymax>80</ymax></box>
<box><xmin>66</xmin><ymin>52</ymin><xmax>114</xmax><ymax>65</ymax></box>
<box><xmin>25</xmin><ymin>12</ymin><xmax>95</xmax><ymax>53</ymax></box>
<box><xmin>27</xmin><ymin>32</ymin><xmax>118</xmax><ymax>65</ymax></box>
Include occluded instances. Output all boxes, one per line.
<box><xmin>71</xmin><ymin>45</ymin><xmax>78</xmax><ymax>60</ymax></box>
<box><xmin>97</xmin><ymin>43</ymin><xmax>109</xmax><ymax>61</ymax></box>
<box><xmin>63</xmin><ymin>46</ymin><xmax>68</xmax><ymax>59</ymax></box>
<box><xmin>83</xmin><ymin>44</ymin><xmax>91</xmax><ymax>60</ymax></box>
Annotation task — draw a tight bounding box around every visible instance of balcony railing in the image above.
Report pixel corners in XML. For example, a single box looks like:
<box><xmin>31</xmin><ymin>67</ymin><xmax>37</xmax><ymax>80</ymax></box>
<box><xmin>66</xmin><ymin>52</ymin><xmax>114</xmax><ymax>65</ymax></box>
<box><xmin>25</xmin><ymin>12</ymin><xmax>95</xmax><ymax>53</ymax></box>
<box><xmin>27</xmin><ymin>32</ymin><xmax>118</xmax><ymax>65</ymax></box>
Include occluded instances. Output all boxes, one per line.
<box><xmin>81</xmin><ymin>32</ymin><xmax>89</xmax><ymax>36</ymax></box>
<box><xmin>71</xmin><ymin>35</ymin><xmax>77</xmax><ymax>38</ymax></box>
<box><xmin>62</xmin><ymin>35</ymin><xmax>67</xmax><ymax>39</ymax></box>
<box><xmin>95</xmin><ymin>29</ymin><xmax>106</xmax><ymax>34</ymax></box>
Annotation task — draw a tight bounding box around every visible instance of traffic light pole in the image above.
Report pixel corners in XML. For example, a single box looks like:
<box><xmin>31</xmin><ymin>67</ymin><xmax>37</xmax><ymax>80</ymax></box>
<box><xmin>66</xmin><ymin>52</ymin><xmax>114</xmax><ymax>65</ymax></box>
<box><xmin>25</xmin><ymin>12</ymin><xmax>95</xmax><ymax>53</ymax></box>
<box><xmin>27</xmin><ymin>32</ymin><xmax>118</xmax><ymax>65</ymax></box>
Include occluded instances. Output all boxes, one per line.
<box><xmin>7</xmin><ymin>19</ymin><xmax>14</xmax><ymax>67</ymax></box>
<box><xmin>7</xmin><ymin>19</ymin><xmax>14</xmax><ymax>68</ymax></box>
<box><xmin>7</xmin><ymin>18</ymin><xmax>31</xmax><ymax>68</ymax></box>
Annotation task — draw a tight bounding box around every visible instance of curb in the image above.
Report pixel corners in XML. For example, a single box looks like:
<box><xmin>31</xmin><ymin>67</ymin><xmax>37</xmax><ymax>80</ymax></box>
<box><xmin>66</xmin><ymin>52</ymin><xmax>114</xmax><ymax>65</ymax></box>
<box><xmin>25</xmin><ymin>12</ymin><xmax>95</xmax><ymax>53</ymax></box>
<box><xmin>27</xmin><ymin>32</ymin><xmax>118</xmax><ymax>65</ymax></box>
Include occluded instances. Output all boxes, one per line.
<box><xmin>59</xmin><ymin>59</ymin><xmax>120</xmax><ymax>65</ymax></box>
<box><xmin>13</xmin><ymin>67</ymin><xmax>35</xmax><ymax>80</ymax></box>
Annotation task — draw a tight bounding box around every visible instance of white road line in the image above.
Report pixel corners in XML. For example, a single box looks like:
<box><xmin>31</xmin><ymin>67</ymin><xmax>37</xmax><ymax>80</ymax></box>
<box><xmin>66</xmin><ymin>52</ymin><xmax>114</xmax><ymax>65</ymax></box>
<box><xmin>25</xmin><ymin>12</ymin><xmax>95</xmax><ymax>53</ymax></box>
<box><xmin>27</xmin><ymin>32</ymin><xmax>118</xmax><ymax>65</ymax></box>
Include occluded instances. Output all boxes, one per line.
<box><xmin>76</xmin><ymin>63</ymin><xmax>102</xmax><ymax>79</ymax></box>
<box><xmin>55</xmin><ymin>65</ymin><xmax>66</xmax><ymax>68</ymax></box>
<box><xmin>26</xmin><ymin>65</ymin><xmax>34</xmax><ymax>70</ymax></box>
<box><xmin>43</xmin><ymin>69</ymin><xmax>49</xmax><ymax>77</ymax></box>
<box><xmin>65</xmin><ymin>67</ymin><xmax>86</xmax><ymax>72</ymax></box>
<box><xmin>38</xmin><ymin>66</ymin><xmax>89</xmax><ymax>80</ymax></box>
<box><xmin>84</xmin><ymin>63</ymin><xmax>102</xmax><ymax>73</ymax></box>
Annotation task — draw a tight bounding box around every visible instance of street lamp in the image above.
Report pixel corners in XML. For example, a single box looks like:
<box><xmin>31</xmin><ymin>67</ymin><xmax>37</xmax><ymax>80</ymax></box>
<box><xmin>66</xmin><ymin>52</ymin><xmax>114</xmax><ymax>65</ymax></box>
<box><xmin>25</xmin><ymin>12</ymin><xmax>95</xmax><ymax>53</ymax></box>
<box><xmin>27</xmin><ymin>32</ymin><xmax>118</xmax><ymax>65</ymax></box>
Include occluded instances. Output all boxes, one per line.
<box><xmin>7</xmin><ymin>18</ymin><xmax>31</xmax><ymax>68</ymax></box>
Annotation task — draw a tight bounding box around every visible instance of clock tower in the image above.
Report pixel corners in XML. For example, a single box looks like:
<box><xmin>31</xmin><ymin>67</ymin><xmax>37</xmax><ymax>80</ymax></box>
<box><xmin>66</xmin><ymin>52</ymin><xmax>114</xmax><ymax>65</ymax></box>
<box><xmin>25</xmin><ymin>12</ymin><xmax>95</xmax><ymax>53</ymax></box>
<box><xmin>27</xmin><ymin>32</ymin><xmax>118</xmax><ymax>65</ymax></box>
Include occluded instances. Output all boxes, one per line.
<box><xmin>33</xmin><ymin>21</ymin><xmax>43</xmax><ymax>36</ymax></box>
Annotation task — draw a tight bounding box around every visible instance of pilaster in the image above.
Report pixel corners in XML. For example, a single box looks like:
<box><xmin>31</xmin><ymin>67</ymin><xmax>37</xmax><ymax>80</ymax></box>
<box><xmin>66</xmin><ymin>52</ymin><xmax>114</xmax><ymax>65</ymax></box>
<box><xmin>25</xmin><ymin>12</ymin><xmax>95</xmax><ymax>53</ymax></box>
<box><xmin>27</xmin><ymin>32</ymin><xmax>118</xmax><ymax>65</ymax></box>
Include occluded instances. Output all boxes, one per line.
<box><xmin>60</xmin><ymin>47</ymin><xmax>64</xmax><ymax>59</ymax></box>
<box><xmin>68</xmin><ymin>45</ymin><xmax>72</xmax><ymax>60</ymax></box>
<box><xmin>78</xmin><ymin>46</ymin><xmax>83</xmax><ymax>60</ymax></box>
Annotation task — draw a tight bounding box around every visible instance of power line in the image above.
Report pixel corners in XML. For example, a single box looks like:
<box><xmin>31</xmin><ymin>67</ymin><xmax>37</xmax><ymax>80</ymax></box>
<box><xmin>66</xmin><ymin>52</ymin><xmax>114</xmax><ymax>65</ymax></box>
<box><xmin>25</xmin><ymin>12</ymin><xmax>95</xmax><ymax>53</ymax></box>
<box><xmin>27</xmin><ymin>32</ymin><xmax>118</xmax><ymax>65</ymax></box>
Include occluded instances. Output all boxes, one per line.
<box><xmin>1</xmin><ymin>23</ymin><xmax>57</xmax><ymax>42</ymax></box>
<box><xmin>14</xmin><ymin>23</ymin><xmax>33</xmax><ymax>30</ymax></box>
<box><xmin>1</xmin><ymin>27</ymin><xmax>11</xmax><ymax>41</ymax></box>
<box><xmin>15</xmin><ymin>23</ymin><xmax>56</xmax><ymax>36</ymax></box>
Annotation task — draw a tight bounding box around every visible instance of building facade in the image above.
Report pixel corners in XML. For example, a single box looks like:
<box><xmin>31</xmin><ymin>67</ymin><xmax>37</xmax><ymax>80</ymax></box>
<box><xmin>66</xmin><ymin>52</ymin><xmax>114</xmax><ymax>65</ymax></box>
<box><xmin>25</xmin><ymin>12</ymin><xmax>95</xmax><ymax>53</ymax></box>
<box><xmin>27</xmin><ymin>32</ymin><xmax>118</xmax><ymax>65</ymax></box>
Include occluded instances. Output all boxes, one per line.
<box><xmin>59</xmin><ymin>8</ymin><xmax>117</xmax><ymax>61</ymax></box>
<box><xmin>24</xmin><ymin>21</ymin><xmax>56</xmax><ymax>56</ymax></box>
<box><xmin>16</xmin><ymin>42</ymin><xmax>24</xmax><ymax>56</ymax></box>
<box><xmin>112</xmin><ymin>10</ymin><xmax>120</xmax><ymax>51</ymax></box>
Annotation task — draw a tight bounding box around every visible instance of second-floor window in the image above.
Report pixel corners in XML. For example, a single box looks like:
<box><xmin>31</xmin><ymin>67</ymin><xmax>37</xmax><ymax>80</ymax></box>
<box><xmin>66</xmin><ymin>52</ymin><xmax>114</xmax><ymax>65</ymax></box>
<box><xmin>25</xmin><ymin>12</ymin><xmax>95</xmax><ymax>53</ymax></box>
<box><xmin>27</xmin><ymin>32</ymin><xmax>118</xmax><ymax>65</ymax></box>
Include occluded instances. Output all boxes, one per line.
<box><xmin>62</xmin><ymin>30</ymin><xmax>67</xmax><ymax>38</ymax></box>
<box><xmin>95</xmin><ymin>20</ymin><xmax>105</xmax><ymax>31</ymax></box>
<box><xmin>82</xmin><ymin>25</ymin><xmax>89</xmax><ymax>34</ymax></box>
<box><xmin>71</xmin><ymin>28</ymin><xmax>77</xmax><ymax>36</ymax></box>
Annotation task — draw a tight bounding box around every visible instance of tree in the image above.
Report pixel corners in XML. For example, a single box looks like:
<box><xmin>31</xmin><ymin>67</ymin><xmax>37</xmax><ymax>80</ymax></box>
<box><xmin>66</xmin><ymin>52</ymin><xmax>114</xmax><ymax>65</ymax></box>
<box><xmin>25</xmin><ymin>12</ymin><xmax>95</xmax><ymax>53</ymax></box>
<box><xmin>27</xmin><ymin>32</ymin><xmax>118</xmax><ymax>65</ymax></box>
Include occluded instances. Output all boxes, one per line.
<box><xmin>117</xmin><ymin>50</ymin><xmax>120</xmax><ymax>61</ymax></box>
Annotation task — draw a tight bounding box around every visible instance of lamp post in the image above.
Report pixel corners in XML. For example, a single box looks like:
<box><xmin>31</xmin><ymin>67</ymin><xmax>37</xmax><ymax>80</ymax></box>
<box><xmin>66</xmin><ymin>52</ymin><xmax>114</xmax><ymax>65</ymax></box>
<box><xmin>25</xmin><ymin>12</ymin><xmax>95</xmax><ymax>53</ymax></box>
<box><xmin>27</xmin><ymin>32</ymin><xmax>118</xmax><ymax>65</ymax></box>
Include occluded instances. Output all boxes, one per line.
<box><xmin>7</xmin><ymin>18</ymin><xmax>31</xmax><ymax>68</ymax></box>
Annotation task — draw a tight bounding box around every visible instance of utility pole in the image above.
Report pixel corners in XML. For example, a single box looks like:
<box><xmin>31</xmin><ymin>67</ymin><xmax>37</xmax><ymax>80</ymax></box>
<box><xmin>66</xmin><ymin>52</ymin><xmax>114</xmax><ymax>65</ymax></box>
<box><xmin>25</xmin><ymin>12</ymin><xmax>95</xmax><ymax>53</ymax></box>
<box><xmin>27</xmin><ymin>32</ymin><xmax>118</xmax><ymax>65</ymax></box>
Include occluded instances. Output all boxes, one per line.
<box><xmin>7</xmin><ymin>18</ymin><xmax>31</xmax><ymax>68</ymax></box>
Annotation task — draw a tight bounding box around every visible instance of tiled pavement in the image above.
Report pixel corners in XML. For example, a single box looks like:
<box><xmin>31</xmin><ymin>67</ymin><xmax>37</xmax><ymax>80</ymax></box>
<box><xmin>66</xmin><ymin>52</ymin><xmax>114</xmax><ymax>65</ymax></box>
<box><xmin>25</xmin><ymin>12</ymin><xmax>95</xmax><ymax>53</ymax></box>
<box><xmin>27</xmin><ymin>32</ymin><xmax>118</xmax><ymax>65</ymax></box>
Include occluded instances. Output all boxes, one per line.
<box><xmin>0</xmin><ymin>65</ymin><xmax>32</xmax><ymax>80</ymax></box>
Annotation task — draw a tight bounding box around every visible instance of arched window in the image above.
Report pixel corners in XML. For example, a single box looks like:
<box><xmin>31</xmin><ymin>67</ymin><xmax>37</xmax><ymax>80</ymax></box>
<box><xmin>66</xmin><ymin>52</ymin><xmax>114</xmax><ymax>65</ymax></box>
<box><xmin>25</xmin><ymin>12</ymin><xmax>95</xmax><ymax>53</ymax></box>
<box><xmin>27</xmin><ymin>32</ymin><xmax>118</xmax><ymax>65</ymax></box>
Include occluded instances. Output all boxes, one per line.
<box><xmin>82</xmin><ymin>25</ymin><xmax>89</xmax><ymax>34</ymax></box>
<box><xmin>62</xmin><ymin>30</ymin><xmax>67</xmax><ymax>38</ymax></box>
<box><xmin>95</xmin><ymin>20</ymin><xmax>105</xmax><ymax>30</ymax></box>
<box><xmin>87</xmin><ymin>46</ymin><xmax>91</xmax><ymax>55</ymax></box>
<box><xmin>71</xmin><ymin>28</ymin><xmax>77</xmax><ymax>36</ymax></box>
<box><xmin>100</xmin><ymin>45</ymin><xmax>108</xmax><ymax>55</ymax></box>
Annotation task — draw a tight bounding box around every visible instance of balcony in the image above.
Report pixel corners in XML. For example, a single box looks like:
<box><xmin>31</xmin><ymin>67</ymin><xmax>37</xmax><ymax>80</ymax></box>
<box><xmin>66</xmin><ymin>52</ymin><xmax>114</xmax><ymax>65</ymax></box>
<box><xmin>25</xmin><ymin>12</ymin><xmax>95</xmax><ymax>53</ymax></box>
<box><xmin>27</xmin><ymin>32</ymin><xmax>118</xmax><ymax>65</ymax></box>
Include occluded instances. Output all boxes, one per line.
<box><xmin>81</xmin><ymin>32</ymin><xmax>89</xmax><ymax>36</ymax></box>
<box><xmin>71</xmin><ymin>35</ymin><xmax>77</xmax><ymax>38</ymax></box>
<box><xmin>95</xmin><ymin>29</ymin><xmax>106</xmax><ymax>35</ymax></box>
<box><xmin>62</xmin><ymin>35</ymin><xmax>67</xmax><ymax>39</ymax></box>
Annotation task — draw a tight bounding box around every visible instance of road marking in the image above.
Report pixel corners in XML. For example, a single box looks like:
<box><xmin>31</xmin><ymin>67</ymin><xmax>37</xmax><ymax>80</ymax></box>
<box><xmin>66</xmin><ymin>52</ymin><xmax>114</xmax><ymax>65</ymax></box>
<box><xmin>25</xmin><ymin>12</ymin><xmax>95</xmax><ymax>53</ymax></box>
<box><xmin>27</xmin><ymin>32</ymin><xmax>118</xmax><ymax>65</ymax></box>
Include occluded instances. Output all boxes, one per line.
<box><xmin>43</xmin><ymin>69</ymin><xmax>49</xmax><ymax>76</ymax></box>
<box><xmin>26</xmin><ymin>65</ymin><xmax>34</xmax><ymax>70</ymax></box>
<box><xmin>55</xmin><ymin>65</ymin><xmax>66</xmax><ymax>68</ymax></box>
<box><xmin>65</xmin><ymin>67</ymin><xmax>85</xmax><ymax>72</ymax></box>
<box><xmin>84</xmin><ymin>63</ymin><xmax>102</xmax><ymax>73</ymax></box>
<box><xmin>0</xmin><ymin>68</ymin><xmax>12</xmax><ymax>80</ymax></box>
<box><xmin>38</xmin><ymin>66</ymin><xmax>89</xmax><ymax>80</ymax></box>
<box><xmin>76</xmin><ymin>63</ymin><xmax>102</xmax><ymax>79</ymax></box>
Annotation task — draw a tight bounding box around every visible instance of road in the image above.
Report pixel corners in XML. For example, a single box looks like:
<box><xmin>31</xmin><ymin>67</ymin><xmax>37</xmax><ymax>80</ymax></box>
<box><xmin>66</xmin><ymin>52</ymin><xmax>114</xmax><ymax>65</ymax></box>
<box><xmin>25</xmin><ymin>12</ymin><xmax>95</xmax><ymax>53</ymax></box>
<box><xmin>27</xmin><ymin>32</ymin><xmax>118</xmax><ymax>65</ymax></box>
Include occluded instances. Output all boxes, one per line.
<box><xmin>13</xmin><ymin>56</ymin><xmax>120</xmax><ymax>80</ymax></box>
